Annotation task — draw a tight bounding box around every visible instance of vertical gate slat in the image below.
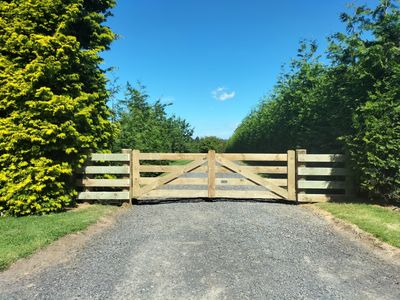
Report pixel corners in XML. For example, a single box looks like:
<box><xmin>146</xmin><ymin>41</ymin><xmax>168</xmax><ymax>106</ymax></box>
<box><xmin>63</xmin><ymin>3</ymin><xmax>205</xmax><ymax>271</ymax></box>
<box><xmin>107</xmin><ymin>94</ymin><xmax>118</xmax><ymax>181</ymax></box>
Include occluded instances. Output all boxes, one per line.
<box><xmin>131</xmin><ymin>150</ymin><xmax>141</xmax><ymax>201</ymax></box>
<box><xmin>122</xmin><ymin>149</ymin><xmax>132</xmax><ymax>204</ymax></box>
<box><xmin>287</xmin><ymin>150</ymin><xmax>296</xmax><ymax>201</ymax></box>
<box><xmin>208</xmin><ymin>150</ymin><xmax>216</xmax><ymax>198</ymax></box>
<box><xmin>296</xmin><ymin>149</ymin><xmax>307</xmax><ymax>203</ymax></box>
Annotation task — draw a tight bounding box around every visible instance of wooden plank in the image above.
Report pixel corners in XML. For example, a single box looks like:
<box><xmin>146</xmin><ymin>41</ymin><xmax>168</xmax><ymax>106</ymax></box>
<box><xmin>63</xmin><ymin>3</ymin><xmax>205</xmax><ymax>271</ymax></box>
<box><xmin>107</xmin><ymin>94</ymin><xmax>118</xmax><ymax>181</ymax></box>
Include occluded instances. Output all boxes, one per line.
<box><xmin>201</xmin><ymin>164</ymin><xmax>287</xmax><ymax>174</ymax></box>
<box><xmin>90</xmin><ymin>153</ymin><xmax>130</xmax><ymax>162</ymax></box>
<box><xmin>216</xmin><ymin>156</ymin><xmax>289</xmax><ymax>199</ymax></box>
<box><xmin>192</xmin><ymin>165</ymin><xmax>232</xmax><ymax>173</ymax></box>
<box><xmin>132</xmin><ymin>150</ymin><xmax>141</xmax><ymax>198</ymax></box>
<box><xmin>139</xmin><ymin>159</ymin><xmax>207</xmax><ymax>196</ymax></box>
<box><xmin>139</xmin><ymin>177</ymin><xmax>287</xmax><ymax>187</ymax></box>
<box><xmin>297</xmin><ymin>154</ymin><xmax>346</xmax><ymax>163</ymax></box>
<box><xmin>122</xmin><ymin>149</ymin><xmax>132</xmax><ymax>204</ymax></box>
<box><xmin>77</xmin><ymin>166</ymin><xmax>130</xmax><ymax>175</ymax></box>
<box><xmin>264</xmin><ymin>178</ymin><xmax>287</xmax><ymax>186</ymax></box>
<box><xmin>189</xmin><ymin>165</ymin><xmax>207</xmax><ymax>173</ymax></box>
<box><xmin>78</xmin><ymin>192</ymin><xmax>130</xmax><ymax>200</ymax></box>
<box><xmin>216</xmin><ymin>178</ymin><xmax>258</xmax><ymax>186</ymax></box>
<box><xmin>296</xmin><ymin>149</ymin><xmax>307</xmax><ymax>203</ymax></box>
<box><xmin>140</xmin><ymin>163</ymin><xmax>285</xmax><ymax>174</ymax></box>
<box><xmin>298</xmin><ymin>180</ymin><xmax>346</xmax><ymax>189</ymax></box>
<box><xmin>216</xmin><ymin>166</ymin><xmax>235</xmax><ymax>173</ymax></box>
<box><xmin>77</xmin><ymin>179</ymin><xmax>130</xmax><ymax>187</ymax></box>
<box><xmin>139</xmin><ymin>153</ymin><xmax>207</xmax><ymax>160</ymax></box>
<box><xmin>139</xmin><ymin>165</ymin><xmax>188</xmax><ymax>173</ymax></box>
<box><xmin>208</xmin><ymin>150</ymin><xmax>216</xmax><ymax>197</ymax></box>
<box><xmin>297</xmin><ymin>167</ymin><xmax>347</xmax><ymax>176</ymax></box>
<box><xmin>287</xmin><ymin>150</ymin><xmax>296</xmax><ymax>200</ymax></box>
<box><xmin>220</xmin><ymin>153</ymin><xmax>287</xmax><ymax>161</ymax></box>
<box><xmin>215</xmin><ymin>190</ymin><xmax>283</xmax><ymax>199</ymax></box>
<box><xmin>139</xmin><ymin>190</ymin><xmax>207</xmax><ymax>198</ymax></box>
<box><xmin>138</xmin><ymin>177</ymin><xmax>154</xmax><ymax>185</ymax></box>
<box><xmin>297</xmin><ymin>194</ymin><xmax>346</xmax><ymax>202</ymax></box>
<box><xmin>140</xmin><ymin>177</ymin><xmax>207</xmax><ymax>185</ymax></box>
<box><xmin>244</xmin><ymin>166</ymin><xmax>287</xmax><ymax>174</ymax></box>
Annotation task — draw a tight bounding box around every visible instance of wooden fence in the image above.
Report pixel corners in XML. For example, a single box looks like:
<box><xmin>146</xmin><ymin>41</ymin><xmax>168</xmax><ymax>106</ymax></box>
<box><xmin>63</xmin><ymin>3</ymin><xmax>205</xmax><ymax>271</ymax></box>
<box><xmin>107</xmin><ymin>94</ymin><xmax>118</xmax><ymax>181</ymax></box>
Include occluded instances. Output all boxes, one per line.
<box><xmin>76</xmin><ymin>150</ymin><xmax>132</xmax><ymax>203</ymax></box>
<box><xmin>76</xmin><ymin>149</ymin><xmax>352</xmax><ymax>203</ymax></box>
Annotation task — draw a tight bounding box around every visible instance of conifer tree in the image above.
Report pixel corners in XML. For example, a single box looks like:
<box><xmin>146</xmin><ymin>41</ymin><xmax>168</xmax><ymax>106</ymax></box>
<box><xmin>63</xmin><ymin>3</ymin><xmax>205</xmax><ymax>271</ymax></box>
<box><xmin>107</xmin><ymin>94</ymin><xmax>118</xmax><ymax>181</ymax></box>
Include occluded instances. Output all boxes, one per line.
<box><xmin>0</xmin><ymin>0</ymin><xmax>116</xmax><ymax>215</ymax></box>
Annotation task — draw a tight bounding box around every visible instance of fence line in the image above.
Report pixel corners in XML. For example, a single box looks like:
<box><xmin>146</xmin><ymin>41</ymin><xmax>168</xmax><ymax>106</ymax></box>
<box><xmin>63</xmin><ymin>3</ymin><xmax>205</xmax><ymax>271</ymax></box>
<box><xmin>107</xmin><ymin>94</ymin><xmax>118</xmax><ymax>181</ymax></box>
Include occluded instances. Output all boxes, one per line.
<box><xmin>76</xmin><ymin>150</ymin><xmax>132</xmax><ymax>202</ymax></box>
<box><xmin>76</xmin><ymin>149</ymin><xmax>352</xmax><ymax>203</ymax></box>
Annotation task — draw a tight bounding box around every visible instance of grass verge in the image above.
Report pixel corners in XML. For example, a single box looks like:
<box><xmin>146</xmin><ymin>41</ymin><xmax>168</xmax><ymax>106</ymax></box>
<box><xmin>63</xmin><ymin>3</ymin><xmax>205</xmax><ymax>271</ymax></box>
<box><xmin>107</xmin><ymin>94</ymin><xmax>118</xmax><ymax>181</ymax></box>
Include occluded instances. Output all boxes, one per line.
<box><xmin>0</xmin><ymin>205</ymin><xmax>119</xmax><ymax>271</ymax></box>
<box><xmin>316</xmin><ymin>202</ymin><xmax>400</xmax><ymax>248</ymax></box>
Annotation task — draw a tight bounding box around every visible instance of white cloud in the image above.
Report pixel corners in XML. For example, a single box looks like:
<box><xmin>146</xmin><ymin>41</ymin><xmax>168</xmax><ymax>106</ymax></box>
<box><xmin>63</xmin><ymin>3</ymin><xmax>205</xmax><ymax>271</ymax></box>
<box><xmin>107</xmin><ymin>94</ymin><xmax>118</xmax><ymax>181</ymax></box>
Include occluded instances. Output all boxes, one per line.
<box><xmin>212</xmin><ymin>87</ymin><xmax>236</xmax><ymax>101</ymax></box>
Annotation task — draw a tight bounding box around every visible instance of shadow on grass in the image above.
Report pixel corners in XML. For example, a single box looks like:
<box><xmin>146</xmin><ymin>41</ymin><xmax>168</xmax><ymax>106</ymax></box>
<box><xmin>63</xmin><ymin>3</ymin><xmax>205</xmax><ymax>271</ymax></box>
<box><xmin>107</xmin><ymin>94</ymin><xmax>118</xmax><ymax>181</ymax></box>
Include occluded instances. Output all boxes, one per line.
<box><xmin>325</xmin><ymin>194</ymin><xmax>399</xmax><ymax>208</ymax></box>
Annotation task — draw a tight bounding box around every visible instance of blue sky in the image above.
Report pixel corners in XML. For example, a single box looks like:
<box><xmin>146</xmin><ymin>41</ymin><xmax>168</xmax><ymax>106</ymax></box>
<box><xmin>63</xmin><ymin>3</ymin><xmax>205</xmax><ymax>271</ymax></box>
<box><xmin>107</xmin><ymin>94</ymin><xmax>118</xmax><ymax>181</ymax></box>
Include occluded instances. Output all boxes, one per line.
<box><xmin>102</xmin><ymin>0</ymin><xmax>378</xmax><ymax>139</ymax></box>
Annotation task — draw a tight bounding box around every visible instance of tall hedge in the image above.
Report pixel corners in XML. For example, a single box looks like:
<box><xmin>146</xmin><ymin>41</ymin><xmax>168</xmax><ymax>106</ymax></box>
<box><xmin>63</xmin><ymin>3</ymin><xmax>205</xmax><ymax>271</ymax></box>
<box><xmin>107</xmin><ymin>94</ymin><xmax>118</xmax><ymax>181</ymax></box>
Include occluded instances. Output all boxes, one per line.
<box><xmin>226</xmin><ymin>0</ymin><xmax>400</xmax><ymax>204</ymax></box>
<box><xmin>192</xmin><ymin>136</ymin><xmax>227</xmax><ymax>153</ymax></box>
<box><xmin>0</xmin><ymin>0</ymin><xmax>116</xmax><ymax>215</ymax></box>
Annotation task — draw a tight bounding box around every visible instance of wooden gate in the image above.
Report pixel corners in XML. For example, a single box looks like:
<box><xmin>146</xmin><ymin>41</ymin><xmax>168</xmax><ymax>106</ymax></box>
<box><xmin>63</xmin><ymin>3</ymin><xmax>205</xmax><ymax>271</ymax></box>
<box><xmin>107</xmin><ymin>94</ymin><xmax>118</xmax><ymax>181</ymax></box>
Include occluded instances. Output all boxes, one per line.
<box><xmin>133</xmin><ymin>150</ymin><xmax>295</xmax><ymax>201</ymax></box>
<box><xmin>77</xmin><ymin>150</ymin><xmax>351</xmax><ymax>203</ymax></box>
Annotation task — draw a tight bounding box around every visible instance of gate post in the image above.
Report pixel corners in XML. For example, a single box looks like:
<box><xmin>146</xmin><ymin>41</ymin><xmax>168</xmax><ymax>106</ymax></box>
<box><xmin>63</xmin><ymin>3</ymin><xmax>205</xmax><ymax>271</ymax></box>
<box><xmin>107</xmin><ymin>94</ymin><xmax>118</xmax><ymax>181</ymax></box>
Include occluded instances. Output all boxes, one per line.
<box><xmin>207</xmin><ymin>150</ymin><xmax>216</xmax><ymax>198</ymax></box>
<box><xmin>295</xmin><ymin>149</ymin><xmax>307</xmax><ymax>204</ymax></box>
<box><xmin>122</xmin><ymin>149</ymin><xmax>133</xmax><ymax>205</ymax></box>
<box><xmin>131</xmin><ymin>150</ymin><xmax>141</xmax><ymax>202</ymax></box>
<box><xmin>287</xmin><ymin>150</ymin><xmax>296</xmax><ymax>201</ymax></box>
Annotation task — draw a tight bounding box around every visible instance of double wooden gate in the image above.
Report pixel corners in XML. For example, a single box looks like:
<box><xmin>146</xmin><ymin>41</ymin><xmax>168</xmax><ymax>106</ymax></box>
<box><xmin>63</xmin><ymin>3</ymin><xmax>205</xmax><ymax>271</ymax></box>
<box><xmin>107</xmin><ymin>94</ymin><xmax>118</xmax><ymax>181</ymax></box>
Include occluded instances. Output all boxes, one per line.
<box><xmin>135</xmin><ymin>151</ymin><xmax>294</xmax><ymax>200</ymax></box>
<box><xmin>77</xmin><ymin>150</ymin><xmax>352</xmax><ymax>203</ymax></box>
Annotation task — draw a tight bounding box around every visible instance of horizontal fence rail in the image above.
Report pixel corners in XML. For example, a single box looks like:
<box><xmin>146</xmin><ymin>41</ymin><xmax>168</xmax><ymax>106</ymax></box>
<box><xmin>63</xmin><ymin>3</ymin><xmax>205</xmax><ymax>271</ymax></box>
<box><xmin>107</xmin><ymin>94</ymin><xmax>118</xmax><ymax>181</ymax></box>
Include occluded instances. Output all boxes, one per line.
<box><xmin>295</xmin><ymin>149</ymin><xmax>350</xmax><ymax>203</ymax></box>
<box><xmin>76</xmin><ymin>150</ymin><xmax>132</xmax><ymax>203</ymax></box>
<box><xmin>76</xmin><ymin>149</ymin><xmax>353</xmax><ymax>203</ymax></box>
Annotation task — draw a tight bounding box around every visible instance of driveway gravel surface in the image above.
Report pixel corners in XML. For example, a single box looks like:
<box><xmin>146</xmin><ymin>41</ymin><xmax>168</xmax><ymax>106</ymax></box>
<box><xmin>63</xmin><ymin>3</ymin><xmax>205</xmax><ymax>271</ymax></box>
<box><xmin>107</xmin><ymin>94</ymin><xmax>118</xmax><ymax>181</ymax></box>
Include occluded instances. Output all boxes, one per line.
<box><xmin>1</xmin><ymin>201</ymin><xmax>399</xmax><ymax>300</ymax></box>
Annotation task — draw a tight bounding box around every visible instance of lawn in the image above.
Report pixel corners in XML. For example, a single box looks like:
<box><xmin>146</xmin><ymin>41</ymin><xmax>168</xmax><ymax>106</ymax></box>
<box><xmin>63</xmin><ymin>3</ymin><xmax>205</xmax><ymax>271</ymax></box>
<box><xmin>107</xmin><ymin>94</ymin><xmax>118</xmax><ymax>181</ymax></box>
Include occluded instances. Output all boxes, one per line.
<box><xmin>317</xmin><ymin>203</ymin><xmax>400</xmax><ymax>248</ymax></box>
<box><xmin>0</xmin><ymin>205</ymin><xmax>119</xmax><ymax>271</ymax></box>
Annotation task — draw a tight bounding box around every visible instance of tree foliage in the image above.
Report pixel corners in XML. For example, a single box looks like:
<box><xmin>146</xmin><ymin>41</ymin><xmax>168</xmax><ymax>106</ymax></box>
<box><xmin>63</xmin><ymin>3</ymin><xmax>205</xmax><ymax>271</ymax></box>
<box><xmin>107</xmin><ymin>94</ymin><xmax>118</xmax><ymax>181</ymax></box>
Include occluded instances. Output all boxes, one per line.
<box><xmin>192</xmin><ymin>136</ymin><xmax>226</xmax><ymax>153</ymax></box>
<box><xmin>0</xmin><ymin>0</ymin><xmax>116</xmax><ymax>215</ymax></box>
<box><xmin>113</xmin><ymin>83</ymin><xmax>194</xmax><ymax>153</ymax></box>
<box><xmin>226</xmin><ymin>0</ymin><xmax>400</xmax><ymax>204</ymax></box>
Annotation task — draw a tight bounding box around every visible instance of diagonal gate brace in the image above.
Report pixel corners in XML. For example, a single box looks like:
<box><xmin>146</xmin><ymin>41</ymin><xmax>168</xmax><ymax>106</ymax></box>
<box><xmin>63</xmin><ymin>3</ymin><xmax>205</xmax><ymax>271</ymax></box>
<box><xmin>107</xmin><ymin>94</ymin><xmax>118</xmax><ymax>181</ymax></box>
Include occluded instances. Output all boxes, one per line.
<box><xmin>216</xmin><ymin>155</ymin><xmax>289</xmax><ymax>199</ymax></box>
<box><xmin>138</xmin><ymin>158</ymin><xmax>207</xmax><ymax>197</ymax></box>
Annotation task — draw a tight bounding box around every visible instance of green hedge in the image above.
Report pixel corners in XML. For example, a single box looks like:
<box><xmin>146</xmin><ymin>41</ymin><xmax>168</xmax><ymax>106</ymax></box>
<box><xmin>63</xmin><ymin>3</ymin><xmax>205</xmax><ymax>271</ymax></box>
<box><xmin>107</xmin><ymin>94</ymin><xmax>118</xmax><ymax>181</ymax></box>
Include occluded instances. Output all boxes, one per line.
<box><xmin>226</xmin><ymin>1</ymin><xmax>400</xmax><ymax>204</ymax></box>
<box><xmin>0</xmin><ymin>0</ymin><xmax>116</xmax><ymax>215</ymax></box>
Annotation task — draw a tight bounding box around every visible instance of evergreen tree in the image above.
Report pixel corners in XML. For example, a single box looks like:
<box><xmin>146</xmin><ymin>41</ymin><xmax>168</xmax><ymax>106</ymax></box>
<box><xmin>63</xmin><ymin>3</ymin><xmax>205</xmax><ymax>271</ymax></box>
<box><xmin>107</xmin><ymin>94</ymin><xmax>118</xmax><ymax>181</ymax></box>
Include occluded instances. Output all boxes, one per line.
<box><xmin>0</xmin><ymin>0</ymin><xmax>116</xmax><ymax>215</ymax></box>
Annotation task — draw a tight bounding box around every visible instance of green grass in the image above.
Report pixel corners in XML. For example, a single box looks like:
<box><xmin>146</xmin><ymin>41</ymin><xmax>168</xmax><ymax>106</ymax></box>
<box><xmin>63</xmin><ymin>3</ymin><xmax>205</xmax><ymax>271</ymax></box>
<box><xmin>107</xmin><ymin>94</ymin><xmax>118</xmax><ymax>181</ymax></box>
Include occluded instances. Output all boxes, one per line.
<box><xmin>0</xmin><ymin>205</ymin><xmax>118</xmax><ymax>271</ymax></box>
<box><xmin>317</xmin><ymin>203</ymin><xmax>400</xmax><ymax>248</ymax></box>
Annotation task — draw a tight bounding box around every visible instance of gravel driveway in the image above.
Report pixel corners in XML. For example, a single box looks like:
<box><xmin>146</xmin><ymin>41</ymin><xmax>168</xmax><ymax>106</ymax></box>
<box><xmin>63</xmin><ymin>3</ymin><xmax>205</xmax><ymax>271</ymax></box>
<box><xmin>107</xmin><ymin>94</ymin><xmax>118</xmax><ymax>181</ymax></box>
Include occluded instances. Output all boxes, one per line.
<box><xmin>1</xmin><ymin>201</ymin><xmax>399</xmax><ymax>300</ymax></box>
